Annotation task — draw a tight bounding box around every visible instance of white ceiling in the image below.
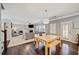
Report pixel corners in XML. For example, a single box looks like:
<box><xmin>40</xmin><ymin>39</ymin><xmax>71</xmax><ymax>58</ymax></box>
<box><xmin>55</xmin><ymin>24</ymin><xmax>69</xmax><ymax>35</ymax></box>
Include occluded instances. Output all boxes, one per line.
<box><xmin>2</xmin><ymin>3</ymin><xmax>79</xmax><ymax>24</ymax></box>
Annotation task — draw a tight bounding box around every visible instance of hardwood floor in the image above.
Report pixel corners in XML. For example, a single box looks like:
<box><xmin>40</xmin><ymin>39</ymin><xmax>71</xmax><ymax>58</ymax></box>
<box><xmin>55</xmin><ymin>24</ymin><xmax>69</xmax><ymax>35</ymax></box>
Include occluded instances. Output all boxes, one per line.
<box><xmin>3</xmin><ymin>40</ymin><xmax>78</xmax><ymax>55</ymax></box>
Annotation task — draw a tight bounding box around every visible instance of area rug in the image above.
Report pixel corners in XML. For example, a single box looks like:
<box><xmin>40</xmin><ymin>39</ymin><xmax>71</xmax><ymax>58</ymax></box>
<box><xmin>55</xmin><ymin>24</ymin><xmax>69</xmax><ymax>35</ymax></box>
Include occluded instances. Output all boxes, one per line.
<box><xmin>8</xmin><ymin>35</ymin><xmax>34</xmax><ymax>47</ymax></box>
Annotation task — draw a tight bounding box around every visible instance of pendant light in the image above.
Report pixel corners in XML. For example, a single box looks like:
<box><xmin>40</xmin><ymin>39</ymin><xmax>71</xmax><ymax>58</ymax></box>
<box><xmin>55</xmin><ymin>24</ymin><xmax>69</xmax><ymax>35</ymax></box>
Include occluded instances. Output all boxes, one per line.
<box><xmin>43</xmin><ymin>9</ymin><xmax>49</xmax><ymax>24</ymax></box>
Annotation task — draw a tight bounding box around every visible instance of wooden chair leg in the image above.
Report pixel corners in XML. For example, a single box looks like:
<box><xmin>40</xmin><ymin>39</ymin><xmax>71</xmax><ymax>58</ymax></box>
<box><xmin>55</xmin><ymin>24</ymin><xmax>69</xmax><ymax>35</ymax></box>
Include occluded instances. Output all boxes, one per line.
<box><xmin>45</xmin><ymin>46</ymin><xmax>48</xmax><ymax>55</ymax></box>
<box><xmin>60</xmin><ymin>41</ymin><xmax>62</xmax><ymax>48</ymax></box>
<box><xmin>58</xmin><ymin>37</ymin><xmax>61</xmax><ymax>48</ymax></box>
<box><xmin>35</xmin><ymin>39</ymin><xmax>39</xmax><ymax>48</ymax></box>
<box><xmin>45</xmin><ymin>42</ymin><xmax>48</xmax><ymax>55</ymax></box>
<box><xmin>49</xmin><ymin>47</ymin><xmax>51</xmax><ymax>55</ymax></box>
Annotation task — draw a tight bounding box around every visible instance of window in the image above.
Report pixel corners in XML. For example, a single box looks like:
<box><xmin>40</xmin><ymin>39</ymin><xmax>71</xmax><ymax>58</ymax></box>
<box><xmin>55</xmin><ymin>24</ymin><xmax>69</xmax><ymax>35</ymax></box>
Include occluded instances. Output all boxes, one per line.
<box><xmin>35</xmin><ymin>25</ymin><xmax>45</xmax><ymax>32</ymax></box>
<box><xmin>62</xmin><ymin>24</ymin><xmax>69</xmax><ymax>38</ymax></box>
<box><xmin>50</xmin><ymin>23</ymin><xmax>56</xmax><ymax>34</ymax></box>
<box><xmin>61</xmin><ymin>22</ymin><xmax>71</xmax><ymax>39</ymax></box>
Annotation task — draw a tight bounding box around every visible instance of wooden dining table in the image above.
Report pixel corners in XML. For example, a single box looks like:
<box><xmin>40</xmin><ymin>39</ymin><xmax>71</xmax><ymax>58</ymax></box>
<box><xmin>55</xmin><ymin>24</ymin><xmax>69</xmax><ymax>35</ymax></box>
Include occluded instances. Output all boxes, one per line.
<box><xmin>34</xmin><ymin>35</ymin><xmax>61</xmax><ymax>55</ymax></box>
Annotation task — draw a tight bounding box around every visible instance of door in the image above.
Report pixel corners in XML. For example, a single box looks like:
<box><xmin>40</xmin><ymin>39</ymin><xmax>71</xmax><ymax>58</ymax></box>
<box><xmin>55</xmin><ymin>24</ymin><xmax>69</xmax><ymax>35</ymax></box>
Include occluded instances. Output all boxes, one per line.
<box><xmin>50</xmin><ymin>23</ymin><xmax>56</xmax><ymax>35</ymax></box>
<box><xmin>61</xmin><ymin>21</ymin><xmax>72</xmax><ymax>40</ymax></box>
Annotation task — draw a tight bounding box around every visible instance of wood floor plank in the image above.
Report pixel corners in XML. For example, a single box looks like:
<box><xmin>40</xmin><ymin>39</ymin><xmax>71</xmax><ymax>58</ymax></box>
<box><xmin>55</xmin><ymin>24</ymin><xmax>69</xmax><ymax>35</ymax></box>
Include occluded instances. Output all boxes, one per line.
<box><xmin>2</xmin><ymin>40</ymin><xmax>78</xmax><ymax>55</ymax></box>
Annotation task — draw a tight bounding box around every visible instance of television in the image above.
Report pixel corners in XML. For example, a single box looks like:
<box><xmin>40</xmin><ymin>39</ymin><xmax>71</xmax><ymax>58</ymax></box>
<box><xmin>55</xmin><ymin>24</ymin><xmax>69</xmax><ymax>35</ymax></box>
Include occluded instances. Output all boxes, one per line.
<box><xmin>29</xmin><ymin>30</ymin><xmax>33</xmax><ymax>32</ymax></box>
<box><xmin>28</xmin><ymin>24</ymin><xmax>34</xmax><ymax>28</ymax></box>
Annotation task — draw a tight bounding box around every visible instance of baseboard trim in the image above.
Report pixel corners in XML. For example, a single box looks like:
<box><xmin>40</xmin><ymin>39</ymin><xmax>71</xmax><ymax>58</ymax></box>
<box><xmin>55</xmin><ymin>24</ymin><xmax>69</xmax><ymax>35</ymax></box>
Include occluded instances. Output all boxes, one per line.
<box><xmin>62</xmin><ymin>39</ymin><xmax>78</xmax><ymax>44</ymax></box>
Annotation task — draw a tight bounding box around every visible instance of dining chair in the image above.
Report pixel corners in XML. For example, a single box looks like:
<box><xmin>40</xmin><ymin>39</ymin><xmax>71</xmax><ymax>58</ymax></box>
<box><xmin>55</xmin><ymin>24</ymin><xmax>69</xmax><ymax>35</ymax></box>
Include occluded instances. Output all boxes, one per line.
<box><xmin>48</xmin><ymin>38</ymin><xmax>61</xmax><ymax>55</ymax></box>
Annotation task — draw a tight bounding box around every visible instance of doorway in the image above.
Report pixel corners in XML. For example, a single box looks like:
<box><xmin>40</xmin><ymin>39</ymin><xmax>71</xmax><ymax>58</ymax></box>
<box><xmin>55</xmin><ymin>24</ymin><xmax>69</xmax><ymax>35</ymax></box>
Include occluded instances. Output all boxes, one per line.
<box><xmin>61</xmin><ymin>21</ymin><xmax>72</xmax><ymax>41</ymax></box>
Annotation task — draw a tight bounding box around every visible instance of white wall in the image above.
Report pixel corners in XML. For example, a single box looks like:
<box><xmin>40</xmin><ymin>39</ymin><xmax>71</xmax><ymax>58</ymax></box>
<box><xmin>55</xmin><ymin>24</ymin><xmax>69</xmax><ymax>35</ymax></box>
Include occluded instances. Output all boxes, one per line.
<box><xmin>13</xmin><ymin>24</ymin><xmax>35</xmax><ymax>34</ymax></box>
<box><xmin>0</xmin><ymin>3</ymin><xmax>2</xmax><ymax>54</ymax></box>
<box><xmin>12</xmin><ymin>24</ymin><xmax>28</xmax><ymax>36</ymax></box>
<box><xmin>45</xmin><ymin>15</ymin><xmax>79</xmax><ymax>44</ymax></box>
<box><xmin>0</xmin><ymin>4</ymin><xmax>4</xmax><ymax>55</ymax></box>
